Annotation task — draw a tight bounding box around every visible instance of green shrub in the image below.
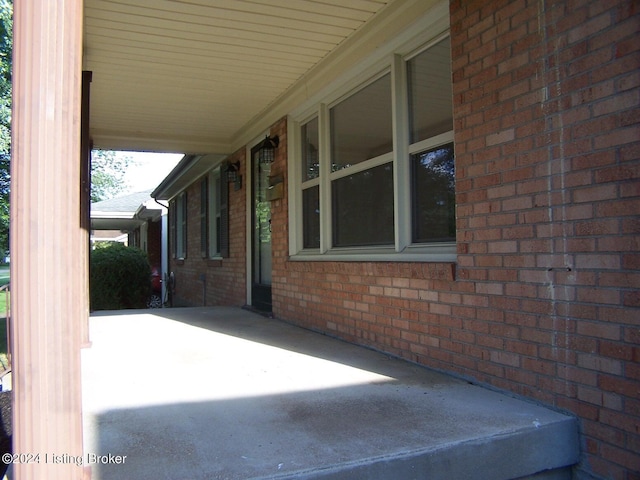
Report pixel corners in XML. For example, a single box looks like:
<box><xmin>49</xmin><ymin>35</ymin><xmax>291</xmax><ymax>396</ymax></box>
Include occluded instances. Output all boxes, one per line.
<box><xmin>90</xmin><ymin>243</ymin><xmax>151</xmax><ymax>311</ymax></box>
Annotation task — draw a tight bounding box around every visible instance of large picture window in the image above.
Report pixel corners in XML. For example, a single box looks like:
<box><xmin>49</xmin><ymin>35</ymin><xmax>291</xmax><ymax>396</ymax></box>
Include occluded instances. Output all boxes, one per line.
<box><xmin>330</xmin><ymin>73</ymin><xmax>394</xmax><ymax>247</ymax></box>
<box><xmin>302</xmin><ymin>186</ymin><xmax>320</xmax><ymax>249</ymax></box>
<box><xmin>292</xmin><ymin>34</ymin><xmax>455</xmax><ymax>260</ymax></box>
<box><xmin>330</xmin><ymin>74</ymin><xmax>392</xmax><ymax>172</ymax></box>
<box><xmin>332</xmin><ymin>163</ymin><xmax>394</xmax><ymax>247</ymax></box>
<box><xmin>407</xmin><ymin>38</ymin><xmax>453</xmax><ymax>143</ymax></box>
<box><xmin>301</xmin><ymin>117</ymin><xmax>320</xmax><ymax>249</ymax></box>
<box><xmin>411</xmin><ymin>144</ymin><xmax>455</xmax><ymax>243</ymax></box>
<box><xmin>301</xmin><ymin>117</ymin><xmax>319</xmax><ymax>182</ymax></box>
<box><xmin>408</xmin><ymin>37</ymin><xmax>455</xmax><ymax>244</ymax></box>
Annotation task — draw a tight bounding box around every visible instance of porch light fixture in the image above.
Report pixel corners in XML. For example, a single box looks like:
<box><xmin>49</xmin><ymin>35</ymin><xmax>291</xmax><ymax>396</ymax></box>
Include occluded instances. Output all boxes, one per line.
<box><xmin>226</xmin><ymin>160</ymin><xmax>242</xmax><ymax>190</ymax></box>
<box><xmin>257</xmin><ymin>134</ymin><xmax>279</xmax><ymax>164</ymax></box>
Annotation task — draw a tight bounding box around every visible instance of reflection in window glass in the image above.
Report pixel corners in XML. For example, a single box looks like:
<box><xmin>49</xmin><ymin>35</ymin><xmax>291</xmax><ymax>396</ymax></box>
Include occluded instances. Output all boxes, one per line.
<box><xmin>302</xmin><ymin>186</ymin><xmax>320</xmax><ymax>249</ymax></box>
<box><xmin>301</xmin><ymin>117</ymin><xmax>319</xmax><ymax>182</ymax></box>
<box><xmin>407</xmin><ymin>38</ymin><xmax>453</xmax><ymax>144</ymax></box>
<box><xmin>332</xmin><ymin>163</ymin><xmax>394</xmax><ymax>247</ymax></box>
<box><xmin>330</xmin><ymin>74</ymin><xmax>392</xmax><ymax>172</ymax></box>
<box><xmin>412</xmin><ymin>144</ymin><xmax>455</xmax><ymax>243</ymax></box>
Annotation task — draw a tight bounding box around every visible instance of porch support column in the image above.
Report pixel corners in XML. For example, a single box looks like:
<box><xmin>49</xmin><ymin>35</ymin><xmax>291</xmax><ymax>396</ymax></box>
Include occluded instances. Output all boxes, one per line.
<box><xmin>11</xmin><ymin>1</ymin><xmax>86</xmax><ymax>479</ymax></box>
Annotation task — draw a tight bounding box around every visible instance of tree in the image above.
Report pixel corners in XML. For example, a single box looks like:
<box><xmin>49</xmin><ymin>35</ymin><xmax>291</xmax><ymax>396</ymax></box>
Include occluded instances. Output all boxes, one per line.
<box><xmin>0</xmin><ymin>0</ymin><xmax>11</xmax><ymax>259</ymax></box>
<box><xmin>0</xmin><ymin>1</ymin><xmax>130</xmax><ymax>256</ymax></box>
<box><xmin>91</xmin><ymin>149</ymin><xmax>133</xmax><ymax>202</ymax></box>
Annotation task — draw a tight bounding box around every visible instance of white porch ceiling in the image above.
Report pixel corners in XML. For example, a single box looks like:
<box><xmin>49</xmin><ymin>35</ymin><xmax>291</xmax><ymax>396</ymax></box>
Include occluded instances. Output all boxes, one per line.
<box><xmin>83</xmin><ymin>0</ymin><xmax>391</xmax><ymax>155</ymax></box>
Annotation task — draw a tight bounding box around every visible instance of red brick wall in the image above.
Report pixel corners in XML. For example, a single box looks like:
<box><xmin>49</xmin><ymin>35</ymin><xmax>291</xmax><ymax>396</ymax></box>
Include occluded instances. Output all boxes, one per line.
<box><xmin>170</xmin><ymin>148</ymin><xmax>247</xmax><ymax>307</ymax></box>
<box><xmin>165</xmin><ymin>2</ymin><xmax>638</xmax><ymax>476</ymax></box>
<box><xmin>171</xmin><ymin>119</ymin><xmax>286</xmax><ymax>308</ymax></box>
<box><xmin>451</xmin><ymin>1</ymin><xmax>639</xmax><ymax>478</ymax></box>
<box><xmin>271</xmin><ymin>2</ymin><xmax>639</xmax><ymax>479</ymax></box>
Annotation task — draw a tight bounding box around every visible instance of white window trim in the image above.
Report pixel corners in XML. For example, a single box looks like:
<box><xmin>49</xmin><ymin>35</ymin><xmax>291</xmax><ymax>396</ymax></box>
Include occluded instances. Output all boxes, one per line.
<box><xmin>329</xmin><ymin>152</ymin><xmax>393</xmax><ymax>182</ymax></box>
<box><xmin>393</xmin><ymin>53</ymin><xmax>411</xmax><ymax>252</ymax></box>
<box><xmin>319</xmin><ymin>104</ymin><xmax>331</xmax><ymax>254</ymax></box>
<box><xmin>409</xmin><ymin>131</ymin><xmax>454</xmax><ymax>156</ymax></box>
<box><xmin>288</xmin><ymin>9</ymin><xmax>455</xmax><ymax>263</ymax></box>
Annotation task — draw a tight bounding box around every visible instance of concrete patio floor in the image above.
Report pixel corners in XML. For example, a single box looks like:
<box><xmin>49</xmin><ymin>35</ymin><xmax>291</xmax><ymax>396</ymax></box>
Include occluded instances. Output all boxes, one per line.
<box><xmin>82</xmin><ymin>307</ymin><xmax>579</xmax><ymax>480</ymax></box>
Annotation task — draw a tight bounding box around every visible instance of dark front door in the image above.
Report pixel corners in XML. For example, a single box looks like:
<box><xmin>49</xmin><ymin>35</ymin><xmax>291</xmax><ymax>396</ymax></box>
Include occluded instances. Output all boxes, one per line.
<box><xmin>251</xmin><ymin>146</ymin><xmax>272</xmax><ymax>312</ymax></box>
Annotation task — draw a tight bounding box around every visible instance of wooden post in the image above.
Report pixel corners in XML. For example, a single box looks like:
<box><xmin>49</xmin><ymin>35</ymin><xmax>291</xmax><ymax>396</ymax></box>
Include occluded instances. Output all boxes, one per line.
<box><xmin>10</xmin><ymin>1</ymin><xmax>86</xmax><ymax>479</ymax></box>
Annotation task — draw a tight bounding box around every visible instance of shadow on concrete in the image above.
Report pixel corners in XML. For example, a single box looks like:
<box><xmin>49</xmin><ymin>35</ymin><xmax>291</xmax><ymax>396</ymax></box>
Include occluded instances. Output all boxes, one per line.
<box><xmin>84</xmin><ymin>307</ymin><xmax>578</xmax><ymax>480</ymax></box>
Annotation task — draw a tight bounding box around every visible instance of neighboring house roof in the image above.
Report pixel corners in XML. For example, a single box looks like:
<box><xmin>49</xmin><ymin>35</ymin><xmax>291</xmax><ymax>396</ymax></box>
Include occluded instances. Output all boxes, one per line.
<box><xmin>91</xmin><ymin>190</ymin><xmax>165</xmax><ymax>231</ymax></box>
<box><xmin>152</xmin><ymin>153</ymin><xmax>227</xmax><ymax>201</ymax></box>
<box><xmin>92</xmin><ymin>190</ymin><xmax>153</xmax><ymax>213</ymax></box>
<box><xmin>91</xmin><ymin>230</ymin><xmax>129</xmax><ymax>244</ymax></box>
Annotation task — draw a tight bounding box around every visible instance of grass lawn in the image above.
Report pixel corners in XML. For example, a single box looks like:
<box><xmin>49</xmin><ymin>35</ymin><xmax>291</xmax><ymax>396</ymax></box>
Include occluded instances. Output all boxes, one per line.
<box><xmin>0</xmin><ymin>318</ymin><xmax>6</xmax><ymax>372</ymax></box>
<box><xmin>0</xmin><ymin>291</ymin><xmax>7</xmax><ymax>372</ymax></box>
<box><xmin>0</xmin><ymin>263</ymin><xmax>8</xmax><ymax>324</ymax></box>
<box><xmin>0</xmin><ymin>265</ymin><xmax>8</xmax><ymax>287</ymax></box>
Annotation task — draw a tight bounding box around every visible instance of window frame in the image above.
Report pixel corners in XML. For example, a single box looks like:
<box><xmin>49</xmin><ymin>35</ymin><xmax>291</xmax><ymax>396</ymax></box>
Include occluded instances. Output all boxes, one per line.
<box><xmin>410</xmin><ymin>136</ymin><xmax>456</xmax><ymax>244</ymax></box>
<box><xmin>200</xmin><ymin>177</ymin><xmax>209</xmax><ymax>258</ymax></box>
<box><xmin>289</xmin><ymin>27</ymin><xmax>455</xmax><ymax>262</ymax></box>
<box><xmin>300</xmin><ymin>116</ymin><xmax>321</xmax><ymax>250</ymax></box>
<box><xmin>207</xmin><ymin>168</ymin><xmax>221</xmax><ymax>258</ymax></box>
<box><xmin>173</xmin><ymin>191</ymin><xmax>187</xmax><ymax>260</ymax></box>
<box><xmin>328</xmin><ymin>73</ymin><xmax>396</xmax><ymax>250</ymax></box>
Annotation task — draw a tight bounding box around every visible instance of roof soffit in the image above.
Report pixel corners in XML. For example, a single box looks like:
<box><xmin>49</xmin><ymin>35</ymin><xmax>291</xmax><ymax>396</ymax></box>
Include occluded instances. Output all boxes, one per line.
<box><xmin>83</xmin><ymin>0</ymin><xmax>393</xmax><ymax>154</ymax></box>
<box><xmin>232</xmin><ymin>0</ymin><xmax>448</xmax><ymax>151</ymax></box>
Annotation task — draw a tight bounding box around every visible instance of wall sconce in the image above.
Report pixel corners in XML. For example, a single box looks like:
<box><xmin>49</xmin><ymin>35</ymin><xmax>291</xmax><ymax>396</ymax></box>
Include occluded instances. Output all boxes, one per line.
<box><xmin>257</xmin><ymin>134</ymin><xmax>279</xmax><ymax>164</ymax></box>
<box><xmin>226</xmin><ymin>160</ymin><xmax>242</xmax><ymax>191</ymax></box>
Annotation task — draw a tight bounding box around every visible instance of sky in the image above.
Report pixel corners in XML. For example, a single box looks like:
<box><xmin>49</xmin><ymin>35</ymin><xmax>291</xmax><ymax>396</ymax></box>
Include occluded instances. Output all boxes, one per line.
<box><xmin>117</xmin><ymin>151</ymin><xmax>183</xmax><ymax>194</ymax></box>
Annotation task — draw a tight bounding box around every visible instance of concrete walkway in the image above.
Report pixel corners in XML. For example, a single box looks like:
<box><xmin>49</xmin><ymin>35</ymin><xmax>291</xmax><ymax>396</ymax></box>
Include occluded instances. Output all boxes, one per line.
<box><xmin>82</xmin><ymin>307</ymin><xmax>578</xmax><ymax>480</ymax></box>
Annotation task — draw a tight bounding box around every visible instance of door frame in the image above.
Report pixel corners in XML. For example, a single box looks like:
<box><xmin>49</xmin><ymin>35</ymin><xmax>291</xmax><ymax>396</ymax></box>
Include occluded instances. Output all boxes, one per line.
<box><xmin>245</xmin><ymin>133</ymin><xmax>274</xmax><ymax>312</ymax></box>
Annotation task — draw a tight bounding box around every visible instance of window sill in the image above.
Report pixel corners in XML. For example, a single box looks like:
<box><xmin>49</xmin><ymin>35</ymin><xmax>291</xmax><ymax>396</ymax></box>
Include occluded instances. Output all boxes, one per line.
<box><xmin>289</xmin><ymin>244</ymin><xmax>456</xmax><ymax>263</ymax></box>
<box><xmin>207</xmin><ymin>257</ymin><xmax>223</xmax><ymax>267</ymax></box>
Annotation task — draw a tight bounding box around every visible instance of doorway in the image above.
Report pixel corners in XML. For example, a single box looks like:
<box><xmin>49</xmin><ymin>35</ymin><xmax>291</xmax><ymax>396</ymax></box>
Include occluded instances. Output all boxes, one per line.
<box><xmin>250</xmin><ymin>145</ymin><xmax>272</xmax><ymax>312</ymax></box>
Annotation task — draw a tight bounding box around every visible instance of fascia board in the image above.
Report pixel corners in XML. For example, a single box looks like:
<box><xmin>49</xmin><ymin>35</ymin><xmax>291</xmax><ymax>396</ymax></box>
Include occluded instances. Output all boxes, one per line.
<box><xmin>152</xmin><ymin>153</ymin><xmax>227</xmax><ymax>200</ymax></box>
